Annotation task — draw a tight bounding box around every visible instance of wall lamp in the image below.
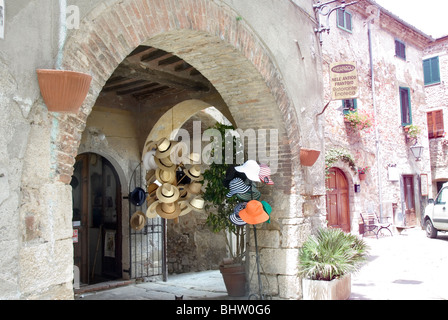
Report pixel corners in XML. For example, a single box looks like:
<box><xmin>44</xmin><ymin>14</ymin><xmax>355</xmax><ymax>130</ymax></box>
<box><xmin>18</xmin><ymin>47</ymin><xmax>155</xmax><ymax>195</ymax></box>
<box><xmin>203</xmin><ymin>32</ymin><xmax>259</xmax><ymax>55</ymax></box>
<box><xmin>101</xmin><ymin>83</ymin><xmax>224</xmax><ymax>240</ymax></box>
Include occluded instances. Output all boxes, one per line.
<box><xmin>410</xmin><ymin>143</ymin><xmax>424</xmax><ymax>161</ymax></box>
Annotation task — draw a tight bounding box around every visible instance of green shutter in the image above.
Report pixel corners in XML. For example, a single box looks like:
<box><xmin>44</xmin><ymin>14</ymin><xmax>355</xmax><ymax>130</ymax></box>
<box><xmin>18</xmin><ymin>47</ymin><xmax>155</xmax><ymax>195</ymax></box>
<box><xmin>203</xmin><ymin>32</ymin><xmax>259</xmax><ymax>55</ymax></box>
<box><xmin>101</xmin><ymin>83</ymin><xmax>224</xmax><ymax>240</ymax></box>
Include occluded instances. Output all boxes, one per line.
<box><xmin>423</xmin><ymin>57</ymin><xmax>440</xmax><ymax>85</ymax></box>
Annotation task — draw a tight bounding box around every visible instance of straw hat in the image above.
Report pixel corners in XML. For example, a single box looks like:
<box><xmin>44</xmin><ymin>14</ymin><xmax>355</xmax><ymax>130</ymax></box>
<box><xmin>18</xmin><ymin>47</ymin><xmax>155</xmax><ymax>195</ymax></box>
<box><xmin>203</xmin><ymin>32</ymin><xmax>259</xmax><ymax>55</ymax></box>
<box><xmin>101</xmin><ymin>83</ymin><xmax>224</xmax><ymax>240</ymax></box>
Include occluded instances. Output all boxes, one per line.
<box><xmin>239</xmin><ymin>200</ymin><xmax>269</xmax><ymax>225</ymax></box>
<box><xmin>156</xmin><ymin>201</ymin><xmax>181</xmax><ymax>219</ymax></box>
<box><xmin>155</xmin><ymin>168</ymin><xmax>176</xmax><ymax>185</ymax></box>
<box><xmin>130</xmin><ymin>211</ymin><xmax>146</xmax><ymax>230</ymax></box>
<box><xmin>146</xmin><ymin>169</ymin><xmax>156</xmax><ymax>184</ymax></box>
<box><xmin>187</xmin><ymin>196</ymin><xmax>205</xmax><ymax>212</ymax></box>
<box><xmin>184</xmin><ymin>165</ymin><xmax>204</xmax><ymax>181</ymax></box>
<box><xmin>178</xmin><ymin>200</ymin><xmax>193</xmax><ymax>216</ymax></box>
<box><xmin>141</xmin><ymin>140</ymin><xmax>157</xmax><ymax>161</ymax></box>
<box><xmin>235</xmin><ymin>160</ymin><xmax>261</xmax><ymax>182</ymax></box>
<box><xmin>155</xmin><ymin>156</ymin><xmax>176</xmax><ymax>171</ymax></box>
<box><xmin>156</xmin><ymin>183</ymin><xmax>180</xmax><ymax>203</ymax></box>
<box><xmin>146</xmin><ymin>200</ymin><xmax>159</xmax><ymax>219</ymax></box>
<box><xmin>143</xmin><ymin>150</ymin><xmax>158</xmax><ymax>171</ymax></box>
<box><xmin>184</xmin><ymin>182</ymin><xmax>202</xmax><ymax>195</ymax></box>
<box><xmin>259</xmin><ymin>164</ymin><xmax>274</xmax><ymax>185</ymax></box>
<box><xmin>155</xmin><ymin>138</ymin><xmax>176</xmax><ymax>159</ymax></box>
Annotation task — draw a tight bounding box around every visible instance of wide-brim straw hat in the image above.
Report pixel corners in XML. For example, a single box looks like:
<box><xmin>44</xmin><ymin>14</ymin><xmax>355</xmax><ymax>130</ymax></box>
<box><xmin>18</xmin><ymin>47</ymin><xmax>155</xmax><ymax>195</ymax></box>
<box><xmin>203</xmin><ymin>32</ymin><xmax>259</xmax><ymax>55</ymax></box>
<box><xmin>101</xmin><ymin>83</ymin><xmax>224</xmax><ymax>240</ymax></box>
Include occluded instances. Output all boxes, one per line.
<box><xmin>235</xmin><ymin>160</ymin><xmax>261</xmax><ymax>182</ymax></box>
<box><xmin>130</xmin><ymin>211</ymin><xmax>146</xmax><ymax>230</ymax></box>
<box><xmin>156</xmin><ymin>183</ymin><xmax>180</xmax><ymax>203</ymax></box>
<box><xmin>146</xmin><ymin>169</ymin><xmax>156</xmax><ymax>184</ymax></box>
<box><xmin>146</xmin><ymin>200</ymin><xmax>159</xmax><ymax>219</ymax></box>
<box><xmin>187</xmin><ymin>196</ymin><xmax>205</xmax><ymax>212</ymax></box>
<box><xmin>178</xmin><ymin>200</ymin><xmax>193</xmax><ymax>216</ymax></box>
<box><xmin>184</xmin><ymin>165</ymin><xmax>204</xmax><ymax>181</ymax></box>
<box><xmin>156</xmin><ymin>201</ymin><xmax>181</xmax><ymax>219</ymax></box>
<box><xmin>184</xmin><ymin>182</ymin><xmax>202</xmax><ymax>195</ymax></box>
<box><xmin>155</xmin><ymin>168</ymin><xmax>176</xmax><ymax>185</ymax></box>
<box><xmin>155</xmin><ymin>156</ymin><xmax>176</xmax><ymax>171</ymax></box>
<box><xmin>155</xmin><ymin>138</ymin><xmax>177</xmax><ymax>159</ymax></box>
<box><xmin>239</xmin><ymin>200</ymin><xmax>269</xmax><ymax>225</ymax></box>
<box><xmin>259</xmin><ymin>164</ymin><xmax>274</xmax><ymax>185</ymax></box>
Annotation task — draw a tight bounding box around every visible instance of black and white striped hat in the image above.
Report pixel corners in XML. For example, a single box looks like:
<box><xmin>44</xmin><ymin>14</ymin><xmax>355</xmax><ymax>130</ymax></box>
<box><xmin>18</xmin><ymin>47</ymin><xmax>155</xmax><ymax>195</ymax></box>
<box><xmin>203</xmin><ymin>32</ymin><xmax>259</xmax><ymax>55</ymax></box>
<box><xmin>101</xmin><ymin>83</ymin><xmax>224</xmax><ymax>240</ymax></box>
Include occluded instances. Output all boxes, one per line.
<box><xmin>226</xmin><ymin>177</ymin><xmax>250</xmax><ymax>198</ymax></box>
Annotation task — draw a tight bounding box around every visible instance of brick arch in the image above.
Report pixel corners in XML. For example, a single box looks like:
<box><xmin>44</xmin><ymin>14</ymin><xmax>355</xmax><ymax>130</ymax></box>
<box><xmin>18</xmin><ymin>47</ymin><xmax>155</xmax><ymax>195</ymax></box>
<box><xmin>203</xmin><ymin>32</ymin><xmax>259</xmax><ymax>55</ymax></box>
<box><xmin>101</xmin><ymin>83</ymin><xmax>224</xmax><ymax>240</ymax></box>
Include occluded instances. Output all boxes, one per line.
<box><xmin>55</xmin><ymin>0</ymin><xmax>301</xmax><ymax>195</ymax></box>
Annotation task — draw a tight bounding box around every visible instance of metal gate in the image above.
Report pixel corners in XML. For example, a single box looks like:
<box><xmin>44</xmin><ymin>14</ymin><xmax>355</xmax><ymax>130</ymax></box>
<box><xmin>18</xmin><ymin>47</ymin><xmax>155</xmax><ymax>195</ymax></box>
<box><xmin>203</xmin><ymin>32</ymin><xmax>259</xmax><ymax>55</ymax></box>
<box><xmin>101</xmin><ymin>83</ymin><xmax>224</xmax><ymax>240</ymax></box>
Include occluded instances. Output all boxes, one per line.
<box><xmin>128</xmin><ymin>163</ymin><xmax>166</xmax><ymax>280</ymax></box>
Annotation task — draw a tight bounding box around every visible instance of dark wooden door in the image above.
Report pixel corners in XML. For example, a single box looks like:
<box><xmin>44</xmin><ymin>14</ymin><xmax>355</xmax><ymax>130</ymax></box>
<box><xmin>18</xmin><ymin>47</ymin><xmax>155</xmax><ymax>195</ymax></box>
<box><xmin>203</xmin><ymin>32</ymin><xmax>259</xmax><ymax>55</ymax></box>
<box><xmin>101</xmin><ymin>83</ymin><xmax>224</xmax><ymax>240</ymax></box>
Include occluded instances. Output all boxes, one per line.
<box><xmin>326</xmin><ymin>168</ymin><xmax>350</xmax><ymax>232</ymax></box>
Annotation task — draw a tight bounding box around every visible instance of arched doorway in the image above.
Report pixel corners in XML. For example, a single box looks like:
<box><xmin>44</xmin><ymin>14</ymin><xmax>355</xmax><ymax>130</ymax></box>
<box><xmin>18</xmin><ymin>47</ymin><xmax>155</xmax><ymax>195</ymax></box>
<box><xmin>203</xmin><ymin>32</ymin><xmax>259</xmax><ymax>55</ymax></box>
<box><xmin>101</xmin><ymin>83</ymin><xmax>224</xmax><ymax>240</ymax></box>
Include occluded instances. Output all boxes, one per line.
<box><xmin>326</xmin><ymin>168</ymin><xmax>350</xmax><ymax>232</ymax></box>
<box><xmin>72</xmin><ymin>153</ymin><xmax>122</xmax><ymax>285</ymax></box>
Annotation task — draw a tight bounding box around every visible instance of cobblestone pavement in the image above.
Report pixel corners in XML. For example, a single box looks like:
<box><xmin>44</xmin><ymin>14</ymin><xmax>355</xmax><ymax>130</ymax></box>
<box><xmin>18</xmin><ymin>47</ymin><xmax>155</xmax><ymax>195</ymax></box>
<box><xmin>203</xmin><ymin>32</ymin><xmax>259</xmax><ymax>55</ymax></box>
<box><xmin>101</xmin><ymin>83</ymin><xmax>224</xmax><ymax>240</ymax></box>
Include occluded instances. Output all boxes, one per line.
<box><xmin>76</xmin><ymin>227</ymin><xmax>448</xmax><ymax>300</ymax></box>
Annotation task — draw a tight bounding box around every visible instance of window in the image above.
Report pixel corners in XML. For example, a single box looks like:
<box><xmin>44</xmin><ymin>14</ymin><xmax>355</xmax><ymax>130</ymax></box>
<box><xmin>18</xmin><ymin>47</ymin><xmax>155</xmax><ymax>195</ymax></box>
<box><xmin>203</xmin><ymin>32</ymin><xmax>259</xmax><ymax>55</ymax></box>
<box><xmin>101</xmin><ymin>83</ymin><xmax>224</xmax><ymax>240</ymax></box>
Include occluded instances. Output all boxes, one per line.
<box><xmin>342</xmin><ymin>99</ymin><xmax>357</xmax><ymax>114</ymax></box>
<box><xmin>427</xmin><ymin>110</ymin><xmax>444</xmax><ymax>138</ymax></box>
<box><xmin>337</xmin><ymin>9</ymin><xmax>352</xmax><ymax>32</ymax></box>
<box><xmin>435</xmin><ymin>187</ymin><xmax>448</xmax><ymax>205</ymax></box>
<box><xmin>423</xmin><ymin>56</ymin><xmax>441</xmax><ymax>85</ymax></box>
<box><xmin>395</xmin><ymin>39</ymin><xmax>406</xmax><ymax>60</ymax></box>
<box><xmin>399</xmin><ymin>87</ymin><xmax>412</xmax><ymax>125</ymax></box>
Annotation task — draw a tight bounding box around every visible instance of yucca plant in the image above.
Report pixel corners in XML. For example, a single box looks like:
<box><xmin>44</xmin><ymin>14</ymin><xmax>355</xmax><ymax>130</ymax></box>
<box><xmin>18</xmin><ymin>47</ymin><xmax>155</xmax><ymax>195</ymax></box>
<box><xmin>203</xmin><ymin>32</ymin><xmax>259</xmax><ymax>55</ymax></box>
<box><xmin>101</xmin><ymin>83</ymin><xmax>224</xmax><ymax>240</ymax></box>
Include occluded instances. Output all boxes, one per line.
<box><xmin>298</xmin><ymin>228</ymin><xmax>369</xmax><ymax>281</ymax></box>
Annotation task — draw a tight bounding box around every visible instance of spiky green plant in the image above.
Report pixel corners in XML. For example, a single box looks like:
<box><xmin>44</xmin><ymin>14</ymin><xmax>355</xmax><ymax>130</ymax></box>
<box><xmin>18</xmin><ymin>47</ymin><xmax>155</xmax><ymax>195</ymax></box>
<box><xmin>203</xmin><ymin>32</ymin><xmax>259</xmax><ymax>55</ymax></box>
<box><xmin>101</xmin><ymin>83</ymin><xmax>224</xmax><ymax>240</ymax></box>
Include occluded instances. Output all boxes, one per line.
<box><xmin>298</xmin><ymin>228</ymin><xmax>369</xmax><ymax>281</ymax></box>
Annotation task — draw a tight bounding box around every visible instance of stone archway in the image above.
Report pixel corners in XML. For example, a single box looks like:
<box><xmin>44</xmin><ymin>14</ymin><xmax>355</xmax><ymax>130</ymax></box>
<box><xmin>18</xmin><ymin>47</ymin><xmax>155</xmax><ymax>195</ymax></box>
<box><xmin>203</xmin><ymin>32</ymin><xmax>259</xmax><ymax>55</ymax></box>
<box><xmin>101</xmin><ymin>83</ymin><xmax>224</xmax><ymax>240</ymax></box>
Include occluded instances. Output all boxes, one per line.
<box><xmin>53</xmin><ymin>0</ymin><xmax>308</xmax><ymax>299</ymax></box>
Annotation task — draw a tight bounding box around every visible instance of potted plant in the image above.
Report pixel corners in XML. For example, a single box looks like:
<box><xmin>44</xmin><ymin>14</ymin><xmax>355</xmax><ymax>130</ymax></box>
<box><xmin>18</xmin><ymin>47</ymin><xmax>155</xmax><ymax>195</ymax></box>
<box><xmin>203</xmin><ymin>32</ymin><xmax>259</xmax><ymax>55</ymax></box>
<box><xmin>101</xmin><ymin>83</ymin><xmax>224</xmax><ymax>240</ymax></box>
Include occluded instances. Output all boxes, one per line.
<box><xmin>202</xmin><ymin>123</ymin><xmax>247</xmax><ymax>297</ymax></box>
<box><xmin>343</xmin><ymin>109</ymin><xmax>373</xmax><ymax>132</ymax></box>
<box><xmin>298</xmin><ymin>228</ymin><xmax>369</xmax><ymax>300</ymax></box>
<box><xmin>403</xmin><ymin>124</ymin><xmax>421</xmax><ymax>140</ymax></box>
<box><xmin>358</xmin><ymin>166</ymin><xmax>370</xmax><ymax>180</ymax></box>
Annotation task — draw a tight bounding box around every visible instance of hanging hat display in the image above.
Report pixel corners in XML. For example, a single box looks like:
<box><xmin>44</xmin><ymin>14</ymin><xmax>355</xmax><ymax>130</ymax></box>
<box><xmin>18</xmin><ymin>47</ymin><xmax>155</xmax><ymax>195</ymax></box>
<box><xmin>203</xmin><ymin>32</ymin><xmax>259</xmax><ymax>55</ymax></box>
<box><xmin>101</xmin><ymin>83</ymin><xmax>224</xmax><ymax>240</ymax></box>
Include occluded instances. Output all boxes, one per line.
<box><xmin>239</xmin><ymin>200</ymin><xmax>270</xmax><ymax>225</ymax></box>
<box><xmin>156</xmin><ymin>183</ymin><xmax>180</xmax><ymax>203</ymax></box>
<box><xmin>259</xmin><ymin>164</ymin><xmax>274</xmax><ymax>185</ymax></box>
<box><xmin>184</xmin><ymin>165</ymin><xmax>204</xmax><ymax>181</ymax></box>
<box><xmin>178</xmin><ymin>199</ymin><xmax>193</xmax><ymax>216</ymax></box>
<box><xmin>235</xmin><ymin>160</ymin><xmax>261</xmax><ymax>182</ymax></box>
<box><xmin>184</xmin><ymin>182</ymin><xmax>202</xmax><ymax>195</ymax></box>
<box><xmin>130</xmin><ymin>211</ymin><xmax>146</xmax><ymax>230</ymax></box>
<box><xmin>226</xmin><ymin>177</ymin><xmax>250</xmax><ymax>198</ymax></box>
<box><xmin>156</xmin><ymin>201</ymin><xmax>181</xmax><ymax>219</ymax></box>
<box><xmin>130</xmin><ymin>187</ymin><xmax>146</xmax><ymax>206</ymax></box>
<box><xmin>155</xmin><ymin>156</ymin><xmax>176</xmax><ymax>171</ymax></box>
<box><xmin>155</xmin><ymin>138</ymin><xmax>176</xmax><ymax>159</ymax></box>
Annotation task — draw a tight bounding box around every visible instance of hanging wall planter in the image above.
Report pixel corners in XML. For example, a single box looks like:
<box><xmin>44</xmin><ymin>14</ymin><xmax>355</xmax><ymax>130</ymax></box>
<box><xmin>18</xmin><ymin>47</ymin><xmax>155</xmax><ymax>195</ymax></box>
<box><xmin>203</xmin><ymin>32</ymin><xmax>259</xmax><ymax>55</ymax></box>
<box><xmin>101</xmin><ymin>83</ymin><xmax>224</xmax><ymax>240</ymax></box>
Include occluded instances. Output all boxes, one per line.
<box><xmin>300</xmin><ymin>148</ymin><xmax>321</xmax><ymax>166</ymax></box>
<box><xmin>36</xmin><ymin>69</ymin><xmax>92</xmax><ymax>113</ymax></box>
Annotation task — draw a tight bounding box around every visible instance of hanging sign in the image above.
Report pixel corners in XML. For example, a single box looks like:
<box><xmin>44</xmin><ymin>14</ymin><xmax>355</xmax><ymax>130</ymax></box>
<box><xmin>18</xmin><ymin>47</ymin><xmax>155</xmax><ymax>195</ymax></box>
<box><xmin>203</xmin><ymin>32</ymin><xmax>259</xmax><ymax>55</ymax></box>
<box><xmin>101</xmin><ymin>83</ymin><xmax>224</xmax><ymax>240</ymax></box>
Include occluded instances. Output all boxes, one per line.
<box><xmin>330</xmin><ymin>61</ymin><xmax>358</xmax><ymax>100</ymax></box>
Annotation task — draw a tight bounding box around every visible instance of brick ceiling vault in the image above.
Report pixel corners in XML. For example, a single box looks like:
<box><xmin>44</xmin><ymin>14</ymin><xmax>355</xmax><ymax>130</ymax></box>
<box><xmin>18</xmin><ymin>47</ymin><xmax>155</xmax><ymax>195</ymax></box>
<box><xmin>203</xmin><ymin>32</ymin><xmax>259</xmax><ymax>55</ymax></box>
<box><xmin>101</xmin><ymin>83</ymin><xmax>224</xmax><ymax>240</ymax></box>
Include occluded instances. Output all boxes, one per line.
<box><xmin>56</xmin><ymin>0</ymin><xmax>301</xmax><ymax>195</ymax></box>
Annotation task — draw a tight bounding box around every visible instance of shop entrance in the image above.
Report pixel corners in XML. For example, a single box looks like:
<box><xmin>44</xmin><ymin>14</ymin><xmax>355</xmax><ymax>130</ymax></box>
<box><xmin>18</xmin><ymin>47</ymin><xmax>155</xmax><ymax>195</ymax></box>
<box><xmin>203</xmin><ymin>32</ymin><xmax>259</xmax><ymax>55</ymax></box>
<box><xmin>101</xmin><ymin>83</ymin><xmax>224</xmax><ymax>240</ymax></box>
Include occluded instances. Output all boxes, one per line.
<box><xmin>72</xmin><ymin>153</ymin><xmax>122</xmax><ymax>285</ymax></box>
<box><xmin>326</xmin><ymin>168</ymin><xmax>351</xmax><ymax>232</ymax></box>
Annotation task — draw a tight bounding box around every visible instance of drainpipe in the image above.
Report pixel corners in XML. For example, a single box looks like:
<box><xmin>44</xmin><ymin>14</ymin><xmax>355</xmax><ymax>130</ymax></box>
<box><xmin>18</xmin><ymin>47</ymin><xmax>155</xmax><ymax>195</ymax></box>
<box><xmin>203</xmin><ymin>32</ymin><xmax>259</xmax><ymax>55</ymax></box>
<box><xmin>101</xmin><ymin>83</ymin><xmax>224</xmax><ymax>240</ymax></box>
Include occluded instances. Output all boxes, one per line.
<box><xmin>368</xmin><ymin>21</ymin><xmax>384</xmax><ymax>221</ymax></box>
<box><xmin>56</xmin><ymin>0</ymin><xmax>67</xmax><ymax>69</ymax></box>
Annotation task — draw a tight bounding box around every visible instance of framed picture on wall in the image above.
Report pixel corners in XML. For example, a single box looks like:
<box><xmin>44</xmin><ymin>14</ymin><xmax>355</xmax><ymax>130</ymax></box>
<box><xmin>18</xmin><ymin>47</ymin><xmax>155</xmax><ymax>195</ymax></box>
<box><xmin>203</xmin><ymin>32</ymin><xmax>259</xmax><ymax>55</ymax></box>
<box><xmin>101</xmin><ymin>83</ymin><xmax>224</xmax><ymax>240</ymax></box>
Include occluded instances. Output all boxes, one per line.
<box><xmin>421</xmin><ymin>173</ymin><xmax>428</xmax><ymax>197</ymax></box>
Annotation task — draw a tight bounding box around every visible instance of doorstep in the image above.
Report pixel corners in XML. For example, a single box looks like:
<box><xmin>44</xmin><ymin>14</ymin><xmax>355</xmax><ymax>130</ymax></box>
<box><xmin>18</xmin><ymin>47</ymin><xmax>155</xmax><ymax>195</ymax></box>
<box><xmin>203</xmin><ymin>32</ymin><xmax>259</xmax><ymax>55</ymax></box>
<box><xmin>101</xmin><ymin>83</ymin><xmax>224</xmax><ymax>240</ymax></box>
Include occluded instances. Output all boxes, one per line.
<box><xmin>74</xmin><ymin>279</ymin><xmax>135</xmax><ymax>295</ymax></box>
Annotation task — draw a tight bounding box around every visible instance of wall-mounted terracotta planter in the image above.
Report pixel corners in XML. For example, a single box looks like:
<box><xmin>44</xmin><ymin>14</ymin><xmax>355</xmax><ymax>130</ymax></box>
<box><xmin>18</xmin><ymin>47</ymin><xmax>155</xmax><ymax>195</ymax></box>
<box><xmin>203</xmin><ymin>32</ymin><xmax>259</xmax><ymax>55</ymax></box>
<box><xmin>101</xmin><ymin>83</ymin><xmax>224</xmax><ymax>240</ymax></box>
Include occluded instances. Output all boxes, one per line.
<box><xmin>359</xmin><ymin>172</ymin><xmax>366</xmax><ymax>180</ymax></box>
<box><xmin>300</xmin><ymin>148</ymin><xmax>321</xmax><ymax>166</ymax></box>
<box><xmin>36</xmin><ymin>69</ymin><xmax>92</xmax><ymax>113</ymax></box>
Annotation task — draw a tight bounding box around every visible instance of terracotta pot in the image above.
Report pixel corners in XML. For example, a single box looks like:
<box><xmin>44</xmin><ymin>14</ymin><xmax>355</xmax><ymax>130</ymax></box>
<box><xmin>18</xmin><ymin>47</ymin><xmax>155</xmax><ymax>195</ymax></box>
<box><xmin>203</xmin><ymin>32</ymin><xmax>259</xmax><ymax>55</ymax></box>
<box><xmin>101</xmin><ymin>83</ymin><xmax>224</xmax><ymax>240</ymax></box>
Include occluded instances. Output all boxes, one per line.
<box><xmin>359</xmin><ymin>172</ymin><xmax>366</xmax><ymax>180</ymax></box>
<box><xmin>219</xmin><ymin>264</ymin><xmax>246</xmax><ymax>297</ymax></box>
<box><xmin>36</xmin><ymin>69</ymin><xmax>92</xmax><ymax>113</ymax></box>
<box><xmin>300</xmin><ymin>148</ymin><xmax>321</xmax><ymax>166</ymax></box>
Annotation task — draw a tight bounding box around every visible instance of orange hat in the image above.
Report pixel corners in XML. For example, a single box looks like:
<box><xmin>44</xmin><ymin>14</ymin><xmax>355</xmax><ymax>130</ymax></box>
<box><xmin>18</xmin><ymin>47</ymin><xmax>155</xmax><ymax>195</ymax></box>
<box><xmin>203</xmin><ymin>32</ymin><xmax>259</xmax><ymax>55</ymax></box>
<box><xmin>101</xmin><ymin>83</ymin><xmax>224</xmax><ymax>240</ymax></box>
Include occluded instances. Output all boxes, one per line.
<box><xmin>239</xmin><ymin>200</ymin><xmax>269</xmax><ymax>225</ymax></box>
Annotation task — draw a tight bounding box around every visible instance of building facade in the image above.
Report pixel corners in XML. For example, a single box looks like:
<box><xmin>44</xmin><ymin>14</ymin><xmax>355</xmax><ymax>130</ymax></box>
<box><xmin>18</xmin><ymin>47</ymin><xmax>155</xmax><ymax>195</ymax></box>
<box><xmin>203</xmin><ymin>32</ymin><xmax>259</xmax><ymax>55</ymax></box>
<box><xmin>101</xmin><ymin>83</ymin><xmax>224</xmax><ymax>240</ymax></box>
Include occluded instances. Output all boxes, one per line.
<box><xmin>0</xmin><ymin>0</ymin><xmax>326</xmax><ymax>300</ymax></box>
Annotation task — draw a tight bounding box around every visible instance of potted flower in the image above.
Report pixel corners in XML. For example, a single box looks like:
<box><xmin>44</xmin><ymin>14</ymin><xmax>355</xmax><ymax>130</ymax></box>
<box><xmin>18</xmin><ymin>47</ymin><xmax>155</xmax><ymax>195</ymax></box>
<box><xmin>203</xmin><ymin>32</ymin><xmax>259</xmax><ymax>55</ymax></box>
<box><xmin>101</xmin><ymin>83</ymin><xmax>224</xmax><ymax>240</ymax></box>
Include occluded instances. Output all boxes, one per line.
<box><xmin>203</xmin><ymin>123</ymin><xmax>247</xmax><ymax>297</ymax></box>
<box><xmin>441</xmin><ymin>132</ymin><xmax>448</xmax><ymax>147</ymax></box>
<box><xmin>343</xmin><ymin>109</ymin><xmax>373</xmax><ymax>132</ymax></box>
<box><xmin>403</xmin><ymin>124</ymin><xmax>421</xmax><ymax>141</ymax></box>
<box><xmin>358</xmin><ymin>166</ymin><xmax>370</xmax><ymax>180</ymax></box>
<box><xmin>298</xmin><ymin>228</ymin><xmax>369</xmax><ymax>300</ymax></box>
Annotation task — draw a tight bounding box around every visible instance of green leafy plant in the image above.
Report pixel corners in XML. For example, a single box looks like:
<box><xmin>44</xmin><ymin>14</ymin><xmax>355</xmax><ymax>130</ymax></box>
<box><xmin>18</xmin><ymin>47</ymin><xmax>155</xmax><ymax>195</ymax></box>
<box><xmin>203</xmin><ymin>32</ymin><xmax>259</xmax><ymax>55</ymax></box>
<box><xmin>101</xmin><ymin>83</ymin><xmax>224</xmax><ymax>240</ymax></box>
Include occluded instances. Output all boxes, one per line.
<box><xmin>298</xmin><ymin>228</ymin><xmax>369</xmax><ymax>281</ymax></box>
<box><xmin>358</xmin><ymin>166</ymin><xmax>370</xmax><ymax>174</ymax></box>
<box><xmin>403</xmin><ymin>124</ymin><xmax>421</xmax><ymax>139</ymax></box>
<box><xmin>202</xmin><ymin>123</ymin><xmax>245</xmax><ymax>264</ymax></box>
<box><xmin>325</xmin><ymin>148</ymin><xmax>357</xmax><ymax>177</ymax></box>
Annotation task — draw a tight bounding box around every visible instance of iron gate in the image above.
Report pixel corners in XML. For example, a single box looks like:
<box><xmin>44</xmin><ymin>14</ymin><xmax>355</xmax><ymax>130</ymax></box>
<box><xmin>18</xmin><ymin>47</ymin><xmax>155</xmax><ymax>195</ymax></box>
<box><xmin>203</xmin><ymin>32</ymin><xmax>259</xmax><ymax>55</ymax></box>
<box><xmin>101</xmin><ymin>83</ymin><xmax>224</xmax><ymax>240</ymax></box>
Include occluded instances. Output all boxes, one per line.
<box><xmin>128</xmin><ymin>163</ymin><xmax>166</xmax><ymax>281</ymax></box>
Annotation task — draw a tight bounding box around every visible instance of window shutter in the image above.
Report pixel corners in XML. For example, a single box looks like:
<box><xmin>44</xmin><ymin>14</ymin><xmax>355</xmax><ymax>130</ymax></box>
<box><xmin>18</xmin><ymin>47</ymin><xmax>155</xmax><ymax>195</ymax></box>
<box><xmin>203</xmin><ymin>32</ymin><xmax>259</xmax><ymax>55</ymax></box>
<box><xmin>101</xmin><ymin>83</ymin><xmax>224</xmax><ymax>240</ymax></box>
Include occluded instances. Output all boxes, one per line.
<box><xmin>427</xmin><ymin>112</ymin><xmax>434</xmax><ymax>138</ymax></box>
<box><xmin>423</xmin><ymin>57</ymin><xmax>441</xmax><ymax>85</ymax></box>
<box><xmin>435</xmin><ymin>110</ymin><xmax>444</xmax><ymax>137</ymax></box>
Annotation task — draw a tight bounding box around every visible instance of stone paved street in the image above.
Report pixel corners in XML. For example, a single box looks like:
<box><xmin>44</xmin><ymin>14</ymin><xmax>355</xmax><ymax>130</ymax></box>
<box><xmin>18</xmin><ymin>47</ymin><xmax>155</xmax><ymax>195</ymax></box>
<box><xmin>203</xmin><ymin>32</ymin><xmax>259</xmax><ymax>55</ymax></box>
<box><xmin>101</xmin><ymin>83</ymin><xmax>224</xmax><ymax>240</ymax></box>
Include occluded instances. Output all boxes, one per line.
<box><xmin>77</xmin><ymin>227</ymin><xmax>448</xmax><ymax>300</ymax></box>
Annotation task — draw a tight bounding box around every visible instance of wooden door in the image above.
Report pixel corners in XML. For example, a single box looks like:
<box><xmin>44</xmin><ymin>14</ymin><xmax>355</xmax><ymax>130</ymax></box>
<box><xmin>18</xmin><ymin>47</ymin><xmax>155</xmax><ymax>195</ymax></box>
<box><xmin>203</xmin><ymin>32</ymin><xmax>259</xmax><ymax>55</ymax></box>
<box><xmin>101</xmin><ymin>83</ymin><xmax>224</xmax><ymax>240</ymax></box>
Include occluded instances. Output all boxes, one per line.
<box><xmin>326</xmin><ymin>168</ymin><xmax>350</xmax><ymax>232</ymax></box>
<box><xmin>403</xmin><ymin>175</ymin><xmax>416</xmax><ymax>226</ymax></box>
